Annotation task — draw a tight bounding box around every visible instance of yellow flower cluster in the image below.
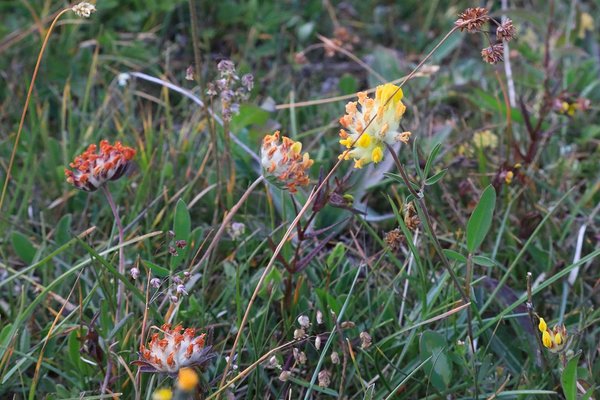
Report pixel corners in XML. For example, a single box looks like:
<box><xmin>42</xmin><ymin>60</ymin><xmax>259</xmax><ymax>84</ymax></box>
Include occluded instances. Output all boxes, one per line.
<box><xmin>339</xmin><ymin>83</ymin><xmax>411</xmax><ymax>168</ymax></box>
<box><xmin>538</xmin><ymin>317</ymin><xmax>568</xmax><ymax>353</ymax></box>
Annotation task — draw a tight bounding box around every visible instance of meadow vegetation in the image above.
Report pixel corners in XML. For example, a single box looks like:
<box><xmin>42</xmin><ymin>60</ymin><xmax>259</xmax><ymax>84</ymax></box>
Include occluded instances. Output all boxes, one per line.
<box><xmin>0</xmin><ymin>1</ymin><xmax>599</xmax><ymax>399</ymax></box>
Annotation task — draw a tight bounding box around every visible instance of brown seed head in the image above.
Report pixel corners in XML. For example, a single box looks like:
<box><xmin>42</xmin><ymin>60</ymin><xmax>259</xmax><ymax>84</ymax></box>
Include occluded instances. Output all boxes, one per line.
<box><xmin>455</xmin><ymin>7</ymin><xmax>489</xmax><ymax>32</ymax></box>
<box><xmin>481</xmin><ymin>43</ymin><xmax>504</xmax><ymax>64</ymax></box>
<box><xmin>496</xmin><ymin>19</ymin><xmax>516</xmax><ymax>42</ymax></box>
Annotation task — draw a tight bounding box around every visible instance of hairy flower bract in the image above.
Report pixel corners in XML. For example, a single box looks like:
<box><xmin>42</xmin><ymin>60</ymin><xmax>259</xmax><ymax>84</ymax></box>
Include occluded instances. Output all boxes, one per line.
<box><xmin>261</xmin><ymin>131</ymin><xmax>313</xmax><ymax>193</ymax></box>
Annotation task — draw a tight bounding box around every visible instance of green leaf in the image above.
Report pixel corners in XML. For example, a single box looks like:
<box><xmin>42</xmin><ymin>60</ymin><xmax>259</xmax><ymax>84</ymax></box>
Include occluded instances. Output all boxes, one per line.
<box><xmin>11</xmin><ymin>232</ymin><xmax>36</xmax><ymax>264</ymax></box>
<box><xmin>561</xmin><ymin>354</ymin><xmax>580</xmax><ymax>400</ymax></box>
<box><xmin>55</xmin><ymin>214</ymin><xmax>72</xmax><ymax>246</ymax></box>
<box><xmin>142</xmin><ymin>259</ymin><xmax>170</xmax><ymax>277</ymax></box>
<box><xmin>425</xmin><ymin>169</ymin><xmax>447</xmax><ymax>186</ymax></box>
<box><xmin>420</xmin><ymin>330</ymin><xmax>453</xmax><ymax>391</ymax></box>
<box><xmin>466</xmin><ymin>185</ymin><xmax>496</xmax><ymax>253</ymax></box>
<box><xmin>338</xmin><ymin>74</ymin><xmax>358</xmax><ymax>95</ymax></box>
<box><xmin>443</xmin><ymin>249</ymin><xmax>467</xmax><ymax>264</ymax></box>
<box><xmin>472</xmin><ymin>255</ymin><xmax>495</xmax><ymax>267</ymax></box>
<box><xmin>171</xmin><ymin>199</ymin><xmax>191</xmax><ymax>268</ymax></box>
<box><xmin>423</xmin><ymin>143</ymin><xmax>442</xmax><ymax>179</ymax></box>
<box><xmin>68</xmin><ymin>330</ymin><xmax>82</xmax><ymax>370</ymax></box>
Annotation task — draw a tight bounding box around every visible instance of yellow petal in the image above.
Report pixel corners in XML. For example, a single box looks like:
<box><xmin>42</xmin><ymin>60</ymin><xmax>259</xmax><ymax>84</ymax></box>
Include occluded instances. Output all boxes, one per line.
<box><xmin>376</xmin><ymin>83</ymin><xmax>403</xmax><ymax>107</ymax></box>
<box><xmin>152</xmin><ymin>388</ymin><xmax>173</xmax><ymax>400</ymax></box>
<box><xmin>538</xmin><ymin>318</ymin><xmax>547</xmax><ymax>333</ymax></box>
<box><xmin>291</xmin><ymin>141</ymin><xmax>302</xmax><ymax>154</ymax></box>
<box><xmin>542</xmin><ymin>331</ymin><xmax>552</xmax><ymax>348</ymax></box>
<box><xmin>372</xmin><ymin>146</ymin><xmax>383</xmax><ymax>163</ymax></box>
<box><xmin>555</xmin><ymin>332</ymin><xmax>562</xmax><ymax>345</ymax></box>
<box><xmin>356</xmin><ymin>133</ymin><xmax>372</xmax><ymax>148</ymax></box>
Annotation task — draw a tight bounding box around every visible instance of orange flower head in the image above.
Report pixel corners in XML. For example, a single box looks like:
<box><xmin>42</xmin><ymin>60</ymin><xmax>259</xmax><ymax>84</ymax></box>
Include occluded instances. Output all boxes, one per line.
<box><xmin>134</xmin><ymin>324</ymin><xmax>214</xmax><ymax>374</ymax></box>
<box><xmin>65</xmin><ymin>140</ymin><xmax>135</xmax><ymax>191</ymax></box>
<box><xmin>261</xmin><ymin>131</ymin><xmax>314</xmax><ymax>193</ymax></box>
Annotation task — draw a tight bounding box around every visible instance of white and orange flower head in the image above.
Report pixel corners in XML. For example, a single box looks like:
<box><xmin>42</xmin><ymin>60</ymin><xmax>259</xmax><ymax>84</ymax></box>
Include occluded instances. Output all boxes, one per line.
<box><xmin>538</xmin><ymin>317</ymin><xmax>568</xmax><ymax>353</ymax></box>
<box><xmin>261</xmin><ymin>131</ymin><xmax>313</xmax><ymax>193</ymax></box>
<box><xmin>339</xmin><ymin>83</ymin><xmax>411</xmax><ymax>168</ymax></box>
<box><xmin>65</xmin><ymin>140</ymin><xmax>135</xmax><ymax>192</ymax></box>
<box><xmin>135</xmin><ymin>324</ymin><xmax>214</xmax><ymax>374</ymax></box>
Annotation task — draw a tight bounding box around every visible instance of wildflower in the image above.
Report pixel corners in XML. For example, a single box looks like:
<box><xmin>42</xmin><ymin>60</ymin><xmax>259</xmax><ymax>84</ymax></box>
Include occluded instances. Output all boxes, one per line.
<box><xmin>538</xmin><ymin>317</ymin><xmax>568</xmax><ymax>353</ymax></box>
<box><xmin>177</xmin><ymin>368</ymin><xmax>199</xmax><ymax>391</ymax></box>
<box><xmin>293</xmin><ymin>348</ymin><xmax>307</xmax><ymax>364</ymax></box>
<box><xmin>176</xmin><ymin>285</ymin><xmax>188</xmax><ymax>296</ymax></box>
<box><xmin>130</xmin><ymin>267</ymin><xmax>140</xmax><ymax>280</ymax></box>
<box><xmin>496</xmin><ymin>19</ymin><xmax>516</xmax><ymax>42</ymax></box>
<box><xmin>72</xmin><ymin>2</ymin><xmax>96</xmax><ymax>18</ymax></box>
<box><xmin>293</xmin><ymin>328</ymin><xmax>306</xmax><ymax>340</ymax></box>
<box><xmin>504</xmin><ymin>171</ymin><xmax>514</xmax><ymax>184</ymax></box>
<box><xmin>318</xmin><ymin>370</ymin><xmax>331</xmax><ymax>388</ymax></box>
<box><xmin>360</xmin><ymin>331</ymin><xmax>372</xmax><ymax>349</ymax></box>
<box><xmin>279</xmin><ymin>370</ymin><xmax>291</xmax><ymax>382</ymax></box>
<box><xmin>473</xmin><ymin>130</ymin><xmax>498</xmax><ymax>149</ymax></box>
<box><xmin>175</xmin><ymin>240</ymin><xmax>187</xmax><ymax>249</ymax></box>
<box><xmin>185</xmin><ymin>65</ymin><xmax>194</xmax><ymax>81</ymax></box>
<box><xmin>455</xmin><ymin>7</ymin><xmax>489</xmax><ymax>32</ymax></box>
<box><xmin>298</xmin><ymin>315</ymin><xmax>310</xmax><ymax>329</ymax></box>
<box><xmin>330</xmin><ymin>351</ymin><xmax>340</xmax><ymax>364</ymax></box>
<box><xmin>65</xmin><ymin>140</ymin><xmax>135</xmax><ymax>192</ymax></box>
<box><xmin>481</xmin><ymin>43</ymin><xmax>504</xmax><ymax>64</ymax></box>
<box><xmin>339</xmin><ymin>83</ymin><xmax>410</xmax><ymax>168</ymax></box>
<box><xmin>135</xmin><ymin>324</ymin><xmax>214</xmax><ymax>373</ymax></box>
<box><xmin>268</xmin><ymin>355</ymin><xmax>280</xmax><ymax>369</ymax></box>
<box><xmin>227</xmin><ymin>222</ymin><xmax>246</xmax><ymax>240</ymax></box>
<box><xmin>152</xmin><ymin>388</ymin><xmax>173</xmax><ymax>400</ymax></box>
<box><xmin>316</xmin><ymin>310</ymin><xmax>324</xmax><ymax>325</ymax></box>
<box><xmin>261</xmin><ymin>131</ymin><xmax>314</xmax><ymax>193</ymax></box>
<box><xmin>150</xmin><ymin>278</ymin><xmax>161</xmax><ymax>288</ymax></box>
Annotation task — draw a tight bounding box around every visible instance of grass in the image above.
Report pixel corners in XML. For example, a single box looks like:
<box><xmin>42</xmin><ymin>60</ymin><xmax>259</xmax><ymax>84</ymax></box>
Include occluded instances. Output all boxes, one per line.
<box><xmin>1</xmin><ymin>0</ymin><xmax>599</xmax><ymax>399</ymax></box>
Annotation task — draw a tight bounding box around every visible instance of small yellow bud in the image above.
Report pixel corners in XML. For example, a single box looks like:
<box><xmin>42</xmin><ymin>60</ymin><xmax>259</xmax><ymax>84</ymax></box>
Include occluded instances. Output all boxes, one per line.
<box><xmin>542</xmin><ymin>331</ymin><xmax>552</xmax><ymax>348</ymax></box>
<box><xmin>538</xmin><ymin>318</ymin><xmax>547</xmax><ymax>333</ymax></box>
<box><xmin>372</xmin><ymin>146</ymin><xmax>383</xmax><ymax>163</ymax></box>
<box><xmin>152</xmin><ymin>388</ymin><xmax>173</xmax><ymax>400</ymax></box>
<box><xmin>177</xmin><ymin>368</ymin><xmax>199</xmax><ymax>392</ymax></box>
<box><xmin>555</xmin><ymin>332</ymin><xmax>562</xmax><ymax>345</ymax></box>
<box><xmin>505</xmin><ymin>171</ymin><xmax>514</xmax><ymax>184</ymax></box>
<box><xmin>357</xmin><ymin>133</ymin><xmax>372</xmax><ymax>148</ymax></box>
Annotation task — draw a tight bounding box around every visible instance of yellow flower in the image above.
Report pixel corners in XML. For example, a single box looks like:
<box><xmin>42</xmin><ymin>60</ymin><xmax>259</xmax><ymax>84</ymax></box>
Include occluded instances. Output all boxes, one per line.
<box><xmin>261</xmin><ymin>131</ymin><xmax>314</xmax><ymax>193</ymax></box>
<box><xmin>152</xmin><ymin>388</ymin><xmax>173</xmax><ymax>400</ymax></box>
<box><xmin>472</xmin><ymin>130</ymin><xmax>498</xmax><ymax>149</ymax></box>
<box><xmin>339</xmin><ymin>83</ymin><xmax>411</xmax><ymax>168</ymax></box>
<box><xmin>177</xmin><ymin>367</ymin><xmax>199</xmax><ymax>392</ymax></box>
<box><xmin>537</xmin><ymin>317</ymin><xmax>568</xmax><ymax>353</ymax></box>
<box><xmin>505</xmin><ymin>171</ymin><xmax>514</xmax><ymax>184</ymax></box>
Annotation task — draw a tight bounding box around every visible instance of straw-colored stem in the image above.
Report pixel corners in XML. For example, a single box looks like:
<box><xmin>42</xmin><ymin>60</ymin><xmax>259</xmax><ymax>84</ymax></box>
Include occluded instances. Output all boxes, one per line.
<box><xmin>0</xmin><ymin>8</ymin><xmax>71</xmax><ymax>212</ymax></box>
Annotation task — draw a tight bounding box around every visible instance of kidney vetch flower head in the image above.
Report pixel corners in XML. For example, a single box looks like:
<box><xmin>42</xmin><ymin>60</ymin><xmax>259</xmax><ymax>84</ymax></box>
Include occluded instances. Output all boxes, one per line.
<box><xmin>261</xmin><ymin>131</ymin><xmax>314</xmax><ymax>193</ymax></box>
<box><xmin>538</xmin><ymin>317</ymin><xmax>568</xmax><ymax>353</ymax></box>
<box><xmin>65</xmin><ymin>140</ymin><xmax>135</xmax><ymax>191</ymax></box>
<box><xmin>339</xmin><ymin>83</ymin><xmax>411</xmax><ymax>168</ymax></box>
<box><xmin>135</xmin><ymin>324</ymin><xmax>215</xmax><ymax>374</ymax></box>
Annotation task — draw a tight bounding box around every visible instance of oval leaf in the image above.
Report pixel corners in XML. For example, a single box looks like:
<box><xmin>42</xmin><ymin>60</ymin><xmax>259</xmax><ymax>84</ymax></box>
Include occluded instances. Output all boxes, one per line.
<box><xmin>466</xmin><ymin>185</ymin><xmax>496</xmax><ymax>253</ymax></box>
<box><xmin>561</xmin><ymin>354</ymin><xmax>580</xmax><ymax>400</ymax></box>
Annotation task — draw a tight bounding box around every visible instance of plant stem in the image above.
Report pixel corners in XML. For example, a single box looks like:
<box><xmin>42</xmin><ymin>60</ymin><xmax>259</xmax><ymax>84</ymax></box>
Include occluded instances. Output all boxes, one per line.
<box><xmin>386</xmin><ymin>144</ymin><xmax>479</xmax><ymax>398</ymax></box>
<box><xmin>0</xmin><ymin>8</ymin><xmax>70</xmax><ymax>212</ymax></box>
<box><xmin>101</xmin><ymin>184</ymin><xmax>125</xmax><ymax>394</ymax></box>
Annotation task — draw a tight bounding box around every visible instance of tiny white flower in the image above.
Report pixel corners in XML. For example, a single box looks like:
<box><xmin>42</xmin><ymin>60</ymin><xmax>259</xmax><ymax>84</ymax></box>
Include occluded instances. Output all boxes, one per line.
<box><xmin>72</xmin><ymin>2</ymin><xmax>96</xmax><ymax>18</ymax></box>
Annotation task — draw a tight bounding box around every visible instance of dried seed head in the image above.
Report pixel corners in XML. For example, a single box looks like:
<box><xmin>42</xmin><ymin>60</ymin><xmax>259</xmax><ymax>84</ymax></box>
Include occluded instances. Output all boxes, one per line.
<box><xmin>481</xmin><ymin>43</ymin><xmax>504</xmax><ymax>64</ymax></box>
<box><xmin>384</xmin><ymin>228</ymin><xmax>405</xmax><ymax>251</ymax></box>
<box><xmin>330</xmin><ymin>351</ymin><xmax>340</xmax><ymax>364</ymax></box>
<box><xmin>279</xmin><ymin>370</ymin><xmax>291</xmax><ymax>382</ymax></box>
<box><xmin>293</xmin><ymin>348</ymin><xmax>307</xmax><ymax>364</ymax></box>
<box><xmin>496</xmin><ymin>19</ymin><xmax>516</xmax><ymax>42</ymax></box>
<box><xmin>175</xmin><ymin>240</ymin><xmax>187</xmax><ymax>249</ymax></box>
<box><xmin>315</xmin><ymin>336</ymin><xmax>322</xmax><ymax>350</ymax></box>
<box><xmin>340</xmin><ymin>321</ymin><xmax>355</xmax><ymax>329</ymax></box>
<box><xmin>318</xmin><ymin>370</ymin><xmax>331</xmax><ymax>388</ymax></box>
<box><xmin>185</xmin><ymin>65</ymin><xmax>194</xmax><ymax>81</ymax></box>
<box><xmin>293</xmin><ymin>328</ymin><xmax>306</xmax><ymax>340</ymax></box>
<box><xmin>360</xmin><ymin>331</ymin><xmax>372</xmax><ymax>349</ymax></box>
<box><xmin>403</xmin><ymin>202</ymin><xmax>420</xmax><ymax>230</ymax></box>
<box><xmin>455</xmin><ymin>7</ymin><xmax>489</xmax><ymax>32</ymax></box>
<box><xmin>72</xmin><ymin>2</ymin><xmax>96</xmax><ymax>18</ymax></box>
<box><xmin>297</xmin><ymin>315</ymin><xmax>310</xmax><ymax>329</ymax></box>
